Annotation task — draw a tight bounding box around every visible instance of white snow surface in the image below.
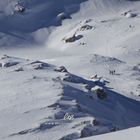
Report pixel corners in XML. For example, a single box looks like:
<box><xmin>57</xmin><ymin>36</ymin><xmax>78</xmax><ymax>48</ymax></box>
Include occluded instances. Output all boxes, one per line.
<box><xmin>81</xmin><ymin>126</ymin><xmax>140</xmax><ymax>140</ymax></box>
<box><xmin>0</xmin><ymin>0</ymin><xmax>140</xmax><ymax>140</ymax></box>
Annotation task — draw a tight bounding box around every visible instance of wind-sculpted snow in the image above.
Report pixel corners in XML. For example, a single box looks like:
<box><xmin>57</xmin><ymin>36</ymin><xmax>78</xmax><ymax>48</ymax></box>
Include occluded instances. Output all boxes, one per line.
<box><xmin>0</xmin><ymin>0</ymin><xmax>88</xmax><ymax>47</ymax></box>
<box><xmin>80</xmin><ymin>126</ymin><xmax>140</xmax><ymax>140</ymax></box>
<box><xmin>0</xmin><ymin>56</ymin><xmax>140</xmax><ymax>140</ymax></box>
<box><xmin>0</xmin><ymin>0</ymin><xmax>140</xmax><ymax>140</ymax></box>
<box><xmin>0</xmin><ymin>0</ymin><xmax>136</xmax><ymax>47</ymax></box>
<box><xmin>0</xmin><ymin>0</ymin><xmax>87</xmax><ymax>32</ymax></box>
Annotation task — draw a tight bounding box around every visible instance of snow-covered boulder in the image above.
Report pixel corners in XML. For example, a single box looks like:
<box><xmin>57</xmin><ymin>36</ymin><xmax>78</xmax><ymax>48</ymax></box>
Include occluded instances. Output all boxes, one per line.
<box><xmin>91</xmin><ymin>86</ymin><xmax>107</xmax><ymax>99</ymax></box>
<box><xmin>64</xmin><ymin>33</ymin><xmax>83</xmax><ymax>43</ymax></box>
<box><xmin>54</xmin><ymin>66</ymin><xmax>68</xmax><ymax>73</ymax></box>
<box><xmin>92</xmin><ymin>119</ymin><xmax>100</xmax><ymax>126</ymax></box>
<box><xmin>57</xmin><ymin>12</ymin><xmax>68</xmax><ymax>20</ymax></box>
<box><xmin>0</xmin><ymin>61</ymin><xmax>20</xmax><ymax>68</ymax></box>
<box><xmin>32</xmin><ymin>63</ymin><xmax>45</xmax><ymax>70</ymax></box>
<box><xmin>82</xmin><ymin>84</ymin><xmax>91</xmax><ymax>90</ymax></box>
<box><xmin>30</xmin><ymin>61</ymin><xmax>51</xmax><ymax>70</ymax></box>
<box><xmin>125</xmin><ymin>12</ymin><xmax>137</xmax><ymax>18</ymax></box>
<box><xmin>14</xmin><ymin>3</ymin><xmax>25</xmax><ymax>14</ymax></box>
<box><xmin>0</xmin><ymin>55</ymin><xmax>25</xmax><ymax>68</ymax></box>
<box><xmin>14</xmin><ymin>67</ymin><xmax>24</xmax><ymax>72</ymax></box>
<box><xmin>65</xmin><ymin>34</ymin><xmax>77</xmax><ymax>43</ymax></box>
<box><xmin>54</xmin><ymin>111</ymin><xmax>65</xmax><ymax>119</ymax></box>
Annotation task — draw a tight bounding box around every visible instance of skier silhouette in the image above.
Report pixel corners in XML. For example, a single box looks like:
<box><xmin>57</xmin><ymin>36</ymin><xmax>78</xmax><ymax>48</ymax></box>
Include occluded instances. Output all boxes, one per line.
<box><xmin>109</xmin><ymin>70</ymin><xmax>115</xmax><ymax>75</ymax></box>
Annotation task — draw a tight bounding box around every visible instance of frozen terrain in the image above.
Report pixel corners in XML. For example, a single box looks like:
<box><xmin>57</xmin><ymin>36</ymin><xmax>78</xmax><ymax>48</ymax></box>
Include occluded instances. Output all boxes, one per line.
<box><xmin>81</xmin><ymin>126</ymin><xmax>140</xmax><ymax>140</ymax></box>
<box><xmin>0</xmin><ymin>0</ymin><xmax>140</xmax><ymax>140</ymax></box>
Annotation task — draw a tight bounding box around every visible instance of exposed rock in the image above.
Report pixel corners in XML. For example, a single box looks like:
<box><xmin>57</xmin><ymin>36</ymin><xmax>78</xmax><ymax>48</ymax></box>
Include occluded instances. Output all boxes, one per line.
<box><xmin>30</xmin><ymin>61</ymin><xmax>50</xmax><ymax>70</ymax></box>
<box><xmin>125</xmin><ymin>13</ymin><xmax>137</xmax><ymax>18</ymax></box>
<box><xmin>65</xmin><ymin>34</ymin><xmax>77</xmax><ymax>43</ymax></box>
<box><xmin>64</xmin><ymin>34</ymin><xmax>83</xmax><ymax>43</ymax></box>
<box><xmin>122</xmin><ymin>11</ymin><xmax>137</xmax><ymax>18</ymax></box>
<box><xmin>79</xmin><ymin>25</ymin><xmax>93</xmax><ymax>31</ymax></box>
<box><xmin>110</xmin><ymin>126</ymin><xmax>119</xmax><ymax>132</ymax></box>
<box><xmin>92</xmin><ymin>119</ymin><xmax>100</xmax><ymax>126</ymax></box>
<box><xmin>91</xmin><ymin>86</ymin><xmax>107</xmax><ymax>99</ymax></box>
<box><xmin>33</xmin><ymin>63</ymin><xmax>45</xmax><ymax>70</ymax></box>
<box><xmin>1</xmin><ymin>61</ymin><xmax>19</xmax><ymax>68</ymax></box>
<box><xmin>83</xmin><ymin>84</ymin><xmax>91</xmax><ymax>90</ymax></box>
<box><xmin>57</xmin><ymin>12</ymin><xmax>68</xmax><ymax>20</ymax></box>
<box><xmin>80</xmin><ymin>124</ymin><xmax>94</xmax><ymax>138</ymax></box>
<box><xmin>55</xmin><ymin>66</ymin><xmax>68</xmax><ymax>73</ymax></box>
<box><xmin>14</xmin><ymin>3</ymin><xmax>25</xmax><ymax>14</ymax></box>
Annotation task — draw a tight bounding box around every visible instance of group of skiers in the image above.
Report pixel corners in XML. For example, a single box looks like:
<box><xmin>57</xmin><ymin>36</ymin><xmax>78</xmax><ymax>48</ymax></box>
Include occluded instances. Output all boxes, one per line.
<box><xmin>109</xmin><ymin>70</ymin><xmax>116</xmax><ymax>75</ymax></box>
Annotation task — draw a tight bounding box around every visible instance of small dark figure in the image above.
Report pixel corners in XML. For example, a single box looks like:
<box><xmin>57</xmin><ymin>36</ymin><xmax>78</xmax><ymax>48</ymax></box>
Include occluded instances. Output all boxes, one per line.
<box><xmin>109</xmin><ymin>70</ymin><xmax>111</xmax><ymax>75</ymax></box>
<box><xmin>94</xmin><ymin>74</ymin><xmax>97</xmax><ymax>78</ymax></box>
<box><xmin>109</xmin><ymin>70</ymin><xmax>115</xmax><ymax>75</ymax></box>
<box><xmin>113</xmin><ymin>70</ymin><xmax>115</xmax><ymax>75</ymax></box>
<box><xmin>109</xmin><ymin>70</ymin><xmax>113</xmax><ymax>75</ymax></box>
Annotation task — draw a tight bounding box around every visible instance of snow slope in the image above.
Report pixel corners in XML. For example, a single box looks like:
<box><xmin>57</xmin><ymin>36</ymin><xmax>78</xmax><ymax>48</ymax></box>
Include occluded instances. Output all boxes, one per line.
<box><xmin>81</xmin><ymin>126</ymin><xmax>140</xmax><ymax>140</ymax></box>
<box><xmin>0</xmin><ymin>0</ymin><xmax>87</xmax><ymax>47</ymax></box>
<box><xmin>0</xmin><ymin>0</ymin><xmax>140</xmax><ymax>140</ymax></box>
<box><xmin>0</xmin><ymin>55</ymin><xmax>140</xmax><ymax>140</ymax></box>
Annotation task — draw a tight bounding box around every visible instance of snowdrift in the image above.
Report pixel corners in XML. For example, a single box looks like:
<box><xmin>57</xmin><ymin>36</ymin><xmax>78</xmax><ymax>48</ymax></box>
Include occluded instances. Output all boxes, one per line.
<box><xmin>0</xmin><ymin>56</ymin><xmax>140</xmax><ymax>140</ymax></box>
<box><xmin>0</xmin><ymin>0</ymin><xmax>138</xmax><ymax>47</ymax></box>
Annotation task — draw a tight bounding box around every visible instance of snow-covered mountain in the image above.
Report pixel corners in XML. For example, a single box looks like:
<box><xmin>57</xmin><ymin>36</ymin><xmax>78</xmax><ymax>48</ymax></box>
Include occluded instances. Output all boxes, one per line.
<box><xmin>0</xmin><ymin>0</ymin><xmax>140</xmax><ymax>140</ymax></box>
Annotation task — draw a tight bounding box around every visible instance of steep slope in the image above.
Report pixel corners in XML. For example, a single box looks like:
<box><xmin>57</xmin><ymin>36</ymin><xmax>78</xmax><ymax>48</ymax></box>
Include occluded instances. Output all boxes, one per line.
<box><xmin>0</xmin><ymin>0</ymin><xmax>140</xmax><ymax>140</ymax></box>
<box><xmin>0</xmin><ymin>55</ymin><xmax>140</xmax><ymax>140</ymax></box>
<box><xmin>44</xmin><ymin>0</ymin><xmax>140</xmax><ymax>98</ymax></box>
<box><xmin>0</xmin><ymin>0</ymin><xmax>87</xmax><ymax>47</ymax></box>
<box><xmin>81</xmin><ymin>126</ymin><xmax>140</xmax><ymax>140</ymax></box>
